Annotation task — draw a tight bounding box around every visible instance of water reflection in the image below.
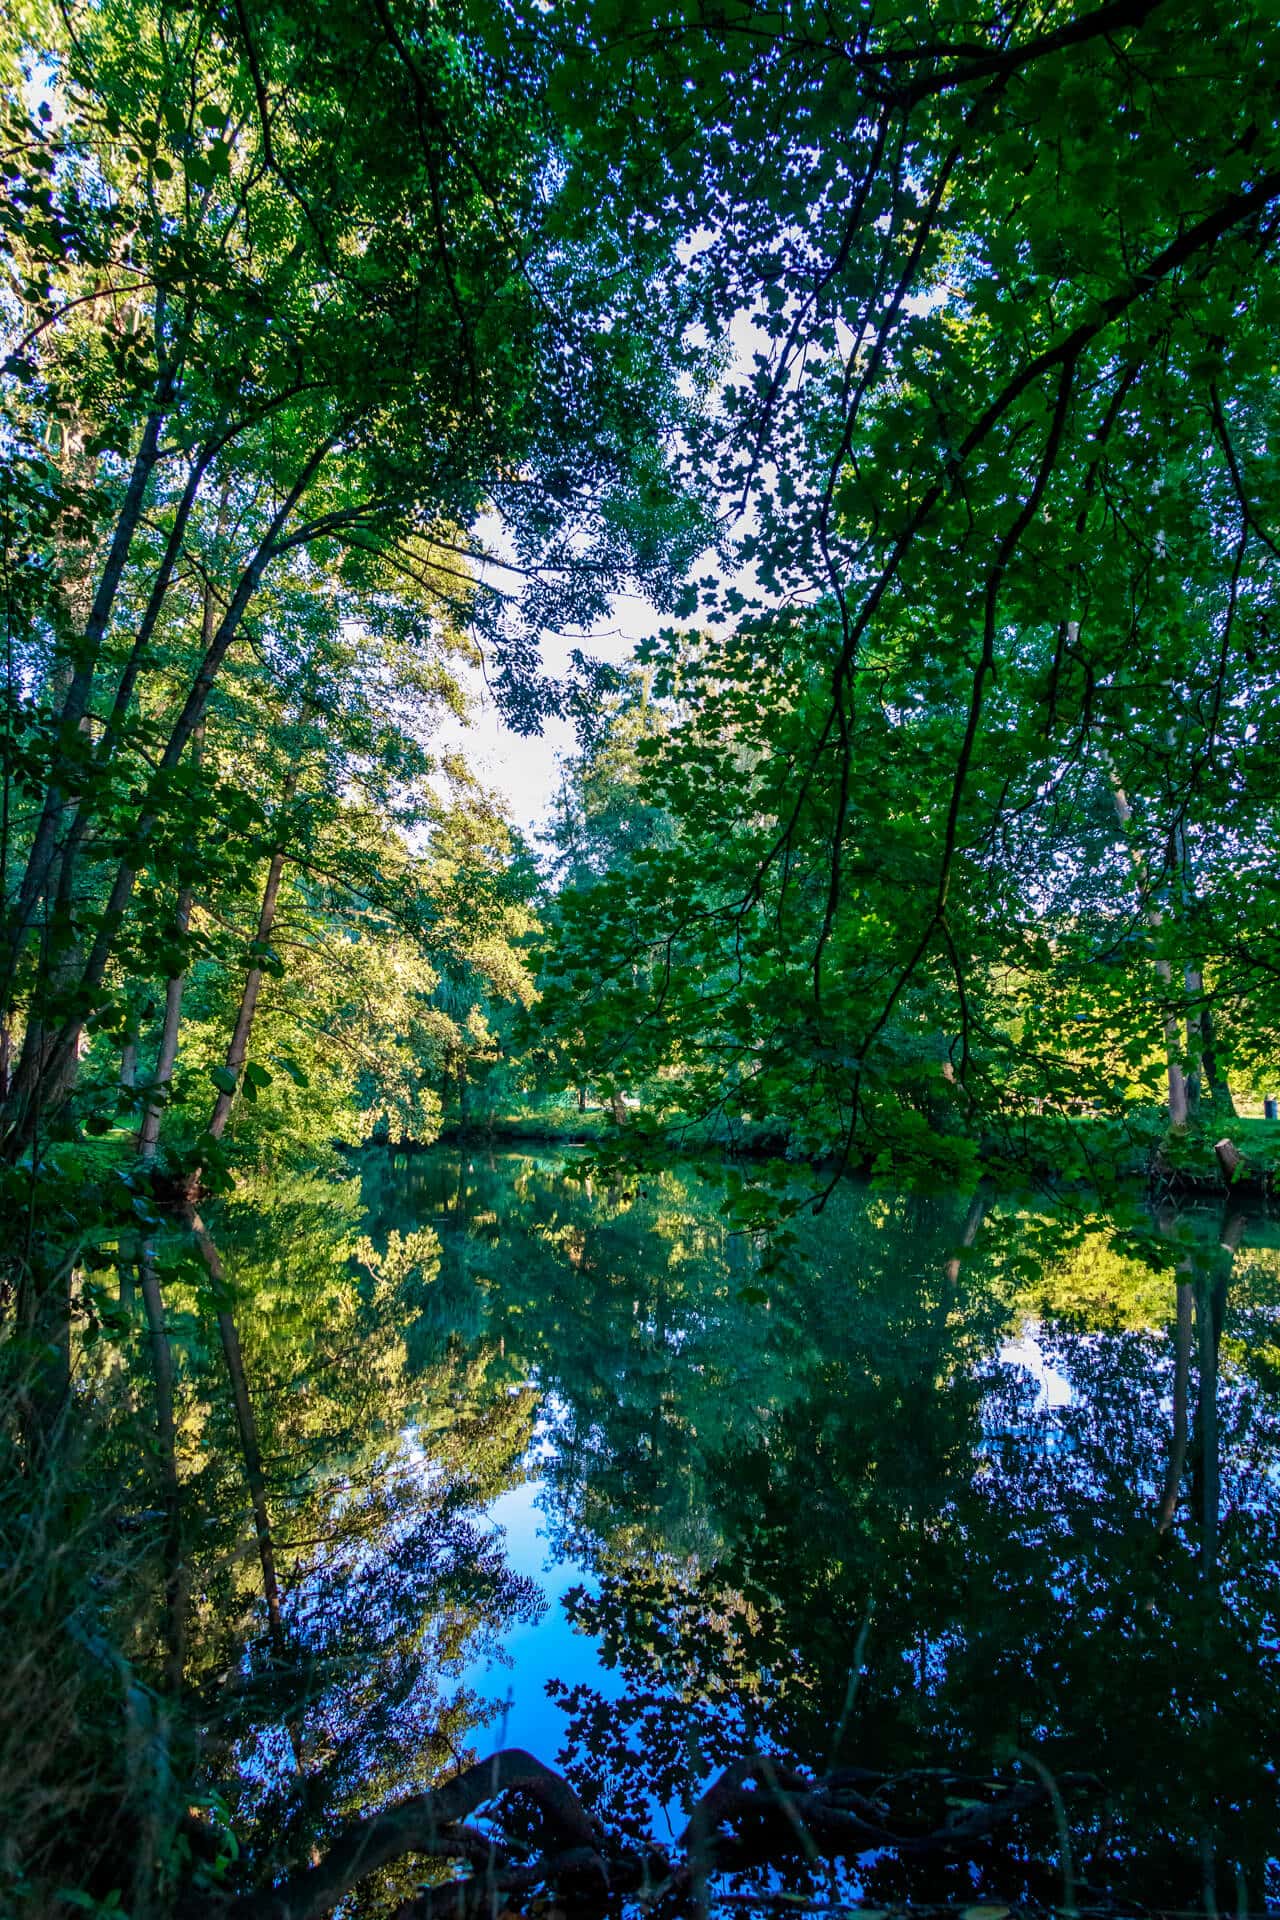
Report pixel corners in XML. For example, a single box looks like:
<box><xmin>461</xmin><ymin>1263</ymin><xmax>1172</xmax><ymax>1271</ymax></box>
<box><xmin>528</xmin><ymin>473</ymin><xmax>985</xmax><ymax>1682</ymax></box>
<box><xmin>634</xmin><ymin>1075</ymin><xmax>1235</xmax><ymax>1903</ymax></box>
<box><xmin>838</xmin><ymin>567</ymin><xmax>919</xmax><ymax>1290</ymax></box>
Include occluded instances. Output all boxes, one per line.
<box><xmin>359</xmin><ymin>1152</ymin><xmax>1280</xmax><ymax>1912</ymax></box>
<box><xmin>38</xmin><ymin>1152</ymin><xmax>1280</xmax><ymax>1915</ymax></box>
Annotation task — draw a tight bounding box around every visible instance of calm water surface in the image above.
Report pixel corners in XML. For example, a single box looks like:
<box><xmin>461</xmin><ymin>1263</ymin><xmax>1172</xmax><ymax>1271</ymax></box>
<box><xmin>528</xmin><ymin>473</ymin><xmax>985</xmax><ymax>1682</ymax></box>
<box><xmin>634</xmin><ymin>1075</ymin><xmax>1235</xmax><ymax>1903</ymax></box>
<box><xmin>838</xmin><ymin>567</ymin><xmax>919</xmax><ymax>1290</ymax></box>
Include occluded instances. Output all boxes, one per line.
<box><xmin>200</xmin><ymin>1149</ymin><xmax>1280</xmax><ymax>1911</ymax></box>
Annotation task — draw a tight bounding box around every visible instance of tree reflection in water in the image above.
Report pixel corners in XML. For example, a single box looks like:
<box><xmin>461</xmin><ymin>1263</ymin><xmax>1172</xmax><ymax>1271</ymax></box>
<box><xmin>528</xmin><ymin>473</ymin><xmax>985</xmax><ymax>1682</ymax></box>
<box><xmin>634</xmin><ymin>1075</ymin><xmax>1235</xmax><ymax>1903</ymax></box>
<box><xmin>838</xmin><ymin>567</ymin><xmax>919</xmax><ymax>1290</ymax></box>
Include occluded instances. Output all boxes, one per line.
<box><xmin>16</xmin><ymin>1154</ymin><xmax>1278</xmax><ymax>1917</ymax></box>
<box><xmin>364</xmin><ymin>1152</ymin><xmax>1280</xmax><ymax>1918</ymax></box>
<box><xmin>142</xmin><ymin>1172</ymin><xmax>545</xmax><ymax>1914</ymax></box>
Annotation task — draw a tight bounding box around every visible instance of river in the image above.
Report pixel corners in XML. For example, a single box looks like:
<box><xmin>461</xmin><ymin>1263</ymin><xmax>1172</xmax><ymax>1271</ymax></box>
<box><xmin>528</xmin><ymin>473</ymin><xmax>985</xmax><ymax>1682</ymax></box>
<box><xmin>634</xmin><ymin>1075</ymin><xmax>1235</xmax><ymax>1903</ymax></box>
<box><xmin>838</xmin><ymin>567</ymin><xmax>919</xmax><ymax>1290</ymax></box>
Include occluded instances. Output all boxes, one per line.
<box><xmin>168</xmin><ymin>1148</ymin><xmax>1280</xmax><ymax>1913</ymax></box>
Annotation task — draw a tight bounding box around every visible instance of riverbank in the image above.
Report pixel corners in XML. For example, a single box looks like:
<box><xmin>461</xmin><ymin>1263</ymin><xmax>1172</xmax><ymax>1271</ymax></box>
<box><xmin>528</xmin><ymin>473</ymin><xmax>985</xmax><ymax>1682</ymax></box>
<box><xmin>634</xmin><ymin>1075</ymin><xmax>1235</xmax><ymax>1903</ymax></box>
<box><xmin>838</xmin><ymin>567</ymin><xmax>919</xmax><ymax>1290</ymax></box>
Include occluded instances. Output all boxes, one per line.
<box><xmin>428</xmin><ymin>1103</ymin><xmax>1280</xmax><ymax>1200</ymax></box>
<box><xmin>59</xmin><ymin>1102</ymin><xmax>1280</xmax><ymax>1210</ymax></box>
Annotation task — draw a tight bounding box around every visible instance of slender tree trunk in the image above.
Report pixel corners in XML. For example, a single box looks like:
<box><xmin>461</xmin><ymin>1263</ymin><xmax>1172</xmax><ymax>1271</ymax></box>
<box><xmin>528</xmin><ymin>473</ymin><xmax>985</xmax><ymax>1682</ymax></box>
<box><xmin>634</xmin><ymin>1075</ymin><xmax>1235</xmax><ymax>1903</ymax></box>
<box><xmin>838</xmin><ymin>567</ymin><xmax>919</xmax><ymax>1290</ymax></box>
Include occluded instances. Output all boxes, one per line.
<box><xmin>137</xmin><ymin>893</ymin><xmax>194</xmax><ymax>1165</ymax></box>
<box><xmin>1199</xmin><ymin>1828</ymin><xmax>1219</xmax><ymax>1920</ymax></box>
<box><xmin>942</xmin><ymin>1187</ymin><xmax>988</xmax><ymax>1296</ymax></box>
<box><xmin>1170</xmin><ymin>809</ymin><xmax>1237</xmax><ymax>1117</ymax></box>
<box><xmin>88</xmin><ymin>484</ymin><xmax>224</xmax><ymax>1164</ymax></box>
<box><xmin>218</xmin><ymin>1306</ymin><xmax>287</xmax><ymax>1654</ymax></box>
<box><xmin>1196</xmin><ymin>1280</ymin><xmax>1220</xmax><ymax>1585</ymax></box>
<box><xmin>42</xmin><ymin>450</ymin><xmax>223</xmax><ymax>977</ymax></box>
<box><xmin>202</xmin><ymin>769</ymin><xmax>299</xmax><ymax>1158</ymax></box>
<box><xmin>1105</xmin><ymin>761</ymin><xmax>1189</xmax><ymax>1127</ymax></box>
<box><xmin>1156</xmin><ymin>1277</ymin><xmax>1193</xmax><ymax>1533</ymax></box>
<box><xmin>196</xmin><ymin>742</ymin><xmax>304</xmax><ymax>1178</ymax></box>
<box><xmin>187</xmin><ymin>1214</ymin><xmax>286</xmax><ymax>1655</ymax></box>
<box><xmin>1182</xmin><ymin>968</ymin><xmax>1202</xmax><ymax>1116</ymax></box>
<box><xmin>137</xmin><ymin>721</ymin><xmax>205</xmax><ymax>1167</ymax></box>
<box><xmin>1197</xmin><ymin>996</ymin><xmax>1236</xmax><ymax>1117</ymax></box>
<box><xmin>934</xmin><ymin>1192</ymin><xmax>989</xmax><ymax>1407</ymax></box>
<box><xmin>1189</xmin><ymin>1211</ymin><xmax>1245</xmax><ymax>1918</ymax></box>
<box><xmin>188</xmin><ymin>1214</ymin><xmax>310</xmax><ymax>1797</ymax></box>
<box><xmin>1</xmin><ymin>395</ymin><xmax>172</xmax><ymax>999</ymax></box>
<box><xmin>139</xmin><ymin>1246</ymin><xmax>187</xmax><ymax>1696</ymax></box>
<box><xmin>15</xmin><ymin>622</ymin><xmax>99</xmax><ymax>1124</ymax></box>
<box><xmin>1190</xmin><ymin>1211</ymin><xmax>1239</xmax><ymax>1587</ymax></box>
<box><xmin>205</xmin><ymin>849</ymin><xmax>286</xmax><ymax>1141</ymax></box>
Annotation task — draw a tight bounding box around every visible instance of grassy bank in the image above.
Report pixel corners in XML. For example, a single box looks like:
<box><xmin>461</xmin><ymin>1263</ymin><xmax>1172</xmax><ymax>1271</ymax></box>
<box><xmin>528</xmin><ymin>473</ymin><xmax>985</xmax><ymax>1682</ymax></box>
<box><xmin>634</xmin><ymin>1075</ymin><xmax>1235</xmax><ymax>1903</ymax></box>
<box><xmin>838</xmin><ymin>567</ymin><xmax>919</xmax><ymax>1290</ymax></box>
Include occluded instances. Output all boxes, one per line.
<box><xmin>54</xmin><ymin>1101</ymin><xmax>1280</xmax><ymax>1205</ymax></box>
<box><xmin>435</xmin><ymin>1100</ymin><xmax>1280</xmax><ymax>1199</ymax></box>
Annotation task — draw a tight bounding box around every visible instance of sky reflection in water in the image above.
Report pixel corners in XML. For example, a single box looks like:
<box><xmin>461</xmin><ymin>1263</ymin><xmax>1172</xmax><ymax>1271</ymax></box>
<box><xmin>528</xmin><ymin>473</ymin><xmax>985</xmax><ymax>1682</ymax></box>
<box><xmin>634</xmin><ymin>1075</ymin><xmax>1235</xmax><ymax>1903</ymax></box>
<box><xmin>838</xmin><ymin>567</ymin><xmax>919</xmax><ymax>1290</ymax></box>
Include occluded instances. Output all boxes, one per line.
<box><xmin>213</xmin><ymin>1149</ymin><xmax>1280</xmax><ymax>1913</ymax></box>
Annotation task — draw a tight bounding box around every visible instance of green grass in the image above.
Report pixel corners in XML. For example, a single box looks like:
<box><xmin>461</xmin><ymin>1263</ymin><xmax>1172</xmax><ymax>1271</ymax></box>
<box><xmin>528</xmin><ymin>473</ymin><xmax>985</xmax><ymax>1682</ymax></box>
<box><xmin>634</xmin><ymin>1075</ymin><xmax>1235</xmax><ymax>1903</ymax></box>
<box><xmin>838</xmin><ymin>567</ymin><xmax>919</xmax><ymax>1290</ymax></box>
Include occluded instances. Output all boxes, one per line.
<box><xmin>458</xmin><ymin>1099</ymin><xmax>1280</xmax><ymax>1180</ymax></box>
<box><xmin>42</xmin><ymin>1125</ymin><xmax>137</xmax><ymax>1181</ymax></box>
<box><xmin>447</xmin><ymin>1105</ymin><xmax>612</xmax><ymax>1142</ymax></box>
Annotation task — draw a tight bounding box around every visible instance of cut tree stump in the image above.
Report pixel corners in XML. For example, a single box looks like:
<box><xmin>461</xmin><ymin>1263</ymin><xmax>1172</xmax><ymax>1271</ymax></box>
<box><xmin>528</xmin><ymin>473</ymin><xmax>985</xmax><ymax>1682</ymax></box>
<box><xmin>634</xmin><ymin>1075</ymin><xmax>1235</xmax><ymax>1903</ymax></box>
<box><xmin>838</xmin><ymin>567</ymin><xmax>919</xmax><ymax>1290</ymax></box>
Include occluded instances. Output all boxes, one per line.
<box><xmin>1214</xmin><ymin>1137</ymin><xmax>1241</xmax><ymax>1183</ymax></box>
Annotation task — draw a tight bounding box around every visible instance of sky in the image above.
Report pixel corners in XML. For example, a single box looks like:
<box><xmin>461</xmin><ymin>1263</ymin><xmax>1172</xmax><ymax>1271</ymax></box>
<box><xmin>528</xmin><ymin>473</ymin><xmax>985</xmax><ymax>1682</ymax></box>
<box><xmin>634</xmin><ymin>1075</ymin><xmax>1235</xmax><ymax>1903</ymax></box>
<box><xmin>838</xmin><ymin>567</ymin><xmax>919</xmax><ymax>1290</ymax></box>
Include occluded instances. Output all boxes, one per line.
<box><xmin>434</xmin><ymin>585</ymin><xmax>666</xmax><ymax>844</ymax></box>
<box><xmin>434</xmin><ymin>305</ymin><xmax>771</xmax><ymax>843</ymax></box>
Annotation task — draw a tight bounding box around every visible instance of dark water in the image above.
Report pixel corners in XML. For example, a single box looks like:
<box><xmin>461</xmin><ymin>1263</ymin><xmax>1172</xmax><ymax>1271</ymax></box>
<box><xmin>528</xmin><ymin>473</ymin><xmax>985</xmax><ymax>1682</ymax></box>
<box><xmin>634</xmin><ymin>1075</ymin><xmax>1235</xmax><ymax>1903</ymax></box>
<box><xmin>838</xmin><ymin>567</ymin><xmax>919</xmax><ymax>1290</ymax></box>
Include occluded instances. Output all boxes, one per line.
<box><xmin>186</xmin><ymin>1150</ymin><xmax>1280</xmax><ymax>1912</ymax></box>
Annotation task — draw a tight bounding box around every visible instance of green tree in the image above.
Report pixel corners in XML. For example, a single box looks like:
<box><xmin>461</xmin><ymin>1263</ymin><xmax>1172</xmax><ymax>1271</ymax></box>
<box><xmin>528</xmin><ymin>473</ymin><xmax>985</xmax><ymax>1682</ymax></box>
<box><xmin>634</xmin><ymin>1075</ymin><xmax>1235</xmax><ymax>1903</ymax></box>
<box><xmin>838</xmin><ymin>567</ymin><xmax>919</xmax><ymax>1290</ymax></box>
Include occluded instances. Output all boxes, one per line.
<box><xmin>539</xmin><ymin>0</ymin><xmax>1280</xmax><ymax>1180</ymax></box>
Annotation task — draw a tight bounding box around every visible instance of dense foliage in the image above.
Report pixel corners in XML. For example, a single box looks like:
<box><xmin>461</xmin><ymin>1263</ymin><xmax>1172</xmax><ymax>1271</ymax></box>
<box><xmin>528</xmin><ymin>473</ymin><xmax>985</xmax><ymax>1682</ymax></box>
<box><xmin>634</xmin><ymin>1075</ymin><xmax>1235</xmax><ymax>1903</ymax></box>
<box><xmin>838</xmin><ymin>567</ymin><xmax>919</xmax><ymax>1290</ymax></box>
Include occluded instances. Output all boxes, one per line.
<box><xmin>0</xmin><ymin>0</ymin><xmax>703</xmax><ymax>1206</ymax></box>
<box><xmin>536</xmin><ymin>0</ymin><xmax>1280</xmax><ymax>1186</ymax></box>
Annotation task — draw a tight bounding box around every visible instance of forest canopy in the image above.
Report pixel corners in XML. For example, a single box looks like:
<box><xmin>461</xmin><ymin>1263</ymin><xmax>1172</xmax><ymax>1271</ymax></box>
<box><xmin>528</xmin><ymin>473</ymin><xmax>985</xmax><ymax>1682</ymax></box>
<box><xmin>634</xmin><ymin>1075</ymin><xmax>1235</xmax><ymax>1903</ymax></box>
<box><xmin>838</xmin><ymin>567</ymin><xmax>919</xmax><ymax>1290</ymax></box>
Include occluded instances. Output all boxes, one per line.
<box><xmin>535</xmin><ymin>0</ymin><xmax>1280</xmax><ymax>1189</ymax></box>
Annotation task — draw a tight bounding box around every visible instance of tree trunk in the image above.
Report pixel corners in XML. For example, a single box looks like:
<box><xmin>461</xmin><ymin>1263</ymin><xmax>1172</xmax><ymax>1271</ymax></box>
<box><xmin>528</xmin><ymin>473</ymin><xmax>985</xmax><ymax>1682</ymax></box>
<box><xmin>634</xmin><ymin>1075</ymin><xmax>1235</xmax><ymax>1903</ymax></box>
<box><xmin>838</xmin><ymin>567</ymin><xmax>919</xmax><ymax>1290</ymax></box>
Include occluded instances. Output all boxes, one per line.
<box><xmin>942</xmin><ymin>1187</ymin><xmax>988</xmax><ymax>1296</ymax></box>
<box><xmin>1</xmin><ymin>396</ymin><xmax>172</xmax><ymax>1003</ymax></box>
<box><xmin>188</xmin><ymin>1214</ymin><xmax>286</xmax><ymax>1656</ymax></box>
<box><xmin>1156</xmin><ymin>1277</ymin><xmax>1193</xmax><ymax>1533</ymax></box>
<box><xmin>1173</xmin><ymin>811</ymin><xmax>1236</xmax><ymax>1117</ymax></box>
<box><xmin>1183</xmin><ymin>1210</ymin><xmax>1243</xmax><ymax>1592</ymax></box>
<box><xmin>1183</xmin><ymin>973</ymin><xmax>1202</xmax><ymax>1116</ymax></box>
<box><xmin>14</xmin><ymin>653</ymin><xmax>97</xmax><ymax>1130</ymax></box>
<box><xmin>139</xmin><ymin>1245</ymin><xmax>187</xmax><ymax>1696</ymax></box>
<box><xmin>205</xmin><ymin>853</ymin><xmax>287</xmax><ymax>1142</ymax></box>
<box><xmin>137</xmin><ymin>890</ymin><xmax>194</xmax><ymax>1165</ymax></box>
<box><xmin>1196</xmin><ymin>1279</ymin><xmax>1221</xmax><ymax>1585</ymax></box>
<box><xmin>218</xmin><ymin>1307</ymin><xmax>287</xmax><ymax>1654</ymax></box>
<box><xmin>194</xmin><ymin>764</ymin><xmax>299</xmax><ymax>1181</ymax></box>
<box><xmin>1198</xmin><ymin>997</ymin><xmax>1236</xmax><ymax>1117</ymax></box>
<box><xmin>35</xmin><ymin>451</ymin><xmax>223</xmax><ymax>1032</ymax></box>
<box><xmin>1104</xmin><ymin>761</ymin><xmax>1188</xmax><ymax>1127</ymax></box>
<box><xmin>137</xmin><ymin>722</ymin><xmax>204</xmax><ymax>1166</ymax></box>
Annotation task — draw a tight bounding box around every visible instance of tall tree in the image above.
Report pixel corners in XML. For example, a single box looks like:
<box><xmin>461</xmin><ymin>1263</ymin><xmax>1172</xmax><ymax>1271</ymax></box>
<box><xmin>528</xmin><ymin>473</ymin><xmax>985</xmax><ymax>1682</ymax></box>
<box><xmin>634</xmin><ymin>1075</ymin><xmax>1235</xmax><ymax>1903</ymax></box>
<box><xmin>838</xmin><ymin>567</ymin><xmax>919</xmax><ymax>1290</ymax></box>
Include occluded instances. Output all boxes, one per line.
<box><xmin>539</xmin><ymin>0</ymin><xmax>1280</xmax><ymax>1175</ymax></box>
